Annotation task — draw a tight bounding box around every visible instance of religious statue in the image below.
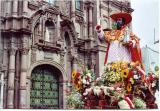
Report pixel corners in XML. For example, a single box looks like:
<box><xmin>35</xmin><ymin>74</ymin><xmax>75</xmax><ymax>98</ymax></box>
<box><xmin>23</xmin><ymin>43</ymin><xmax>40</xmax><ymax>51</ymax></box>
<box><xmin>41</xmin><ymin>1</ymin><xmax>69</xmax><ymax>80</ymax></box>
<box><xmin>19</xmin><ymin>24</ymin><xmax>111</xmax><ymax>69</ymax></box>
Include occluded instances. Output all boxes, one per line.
<box><xmin>96</xmin><ymin>12</ymin><xmax>145</xmax><ymax>80</ymax></box>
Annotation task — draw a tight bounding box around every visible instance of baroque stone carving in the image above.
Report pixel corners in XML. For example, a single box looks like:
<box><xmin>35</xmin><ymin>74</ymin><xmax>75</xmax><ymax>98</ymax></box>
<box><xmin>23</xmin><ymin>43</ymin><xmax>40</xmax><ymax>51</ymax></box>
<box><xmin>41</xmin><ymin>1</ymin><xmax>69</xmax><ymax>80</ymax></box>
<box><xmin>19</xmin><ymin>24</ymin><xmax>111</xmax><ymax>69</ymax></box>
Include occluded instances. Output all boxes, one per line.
<box><xmin>21</xmin><ymin>48</ymin><xmax>29</xmax><ymax>55</ymax></box>
<box><xmin>9</xmin><ymin>49</ymin><xmax>16</xmax><ymax>55</ymax></box>
<box><xmin>31</xmin><ymin>47</ymin><xmax>37</xmax><ymax>64</ymax></box>
<box><xmin>59</xmin><ymin>1</ymin><xmax>71</xmax><ymax>17</ymax></box>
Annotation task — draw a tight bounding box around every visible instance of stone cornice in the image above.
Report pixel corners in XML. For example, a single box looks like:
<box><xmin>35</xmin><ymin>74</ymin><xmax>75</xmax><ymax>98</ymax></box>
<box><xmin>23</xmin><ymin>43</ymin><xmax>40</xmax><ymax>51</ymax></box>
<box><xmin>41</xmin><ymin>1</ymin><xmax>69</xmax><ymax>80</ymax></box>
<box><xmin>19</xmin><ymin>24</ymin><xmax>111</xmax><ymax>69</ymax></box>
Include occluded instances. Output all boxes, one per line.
<box><xmin>1</xmin><ymin>28</ymin><xmax>31</xmax><ymax>35</ymax></box>
<box><xmin>0</xmin><ymin>15</ymin><xmax>30</xmax><ymax>20</ymax></box>
<box><xmin>0</xmin><ymin>16</ymin><xmax>31</xmax><ymax>35</ymax></box>
<box><xmin>103</xmin><ymin>0</ymin><xmax>134</xmax><ymax>13</ymax></box>
<box><xmin>85</xmin><ymin>1</ymin><xmax>94</xmax><ymax>8</ymax></box>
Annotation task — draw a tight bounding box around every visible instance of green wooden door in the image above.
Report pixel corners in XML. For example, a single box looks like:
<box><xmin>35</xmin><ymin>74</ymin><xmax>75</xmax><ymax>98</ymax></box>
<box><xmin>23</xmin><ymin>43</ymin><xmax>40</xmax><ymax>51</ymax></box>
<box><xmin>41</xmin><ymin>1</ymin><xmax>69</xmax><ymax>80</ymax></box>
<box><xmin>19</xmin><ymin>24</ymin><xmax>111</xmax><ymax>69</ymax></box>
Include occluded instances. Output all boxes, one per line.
<box><xmin>30</xmin><ymin>66</ymin><xmax>59</xmax><ymax>109</ymax></box>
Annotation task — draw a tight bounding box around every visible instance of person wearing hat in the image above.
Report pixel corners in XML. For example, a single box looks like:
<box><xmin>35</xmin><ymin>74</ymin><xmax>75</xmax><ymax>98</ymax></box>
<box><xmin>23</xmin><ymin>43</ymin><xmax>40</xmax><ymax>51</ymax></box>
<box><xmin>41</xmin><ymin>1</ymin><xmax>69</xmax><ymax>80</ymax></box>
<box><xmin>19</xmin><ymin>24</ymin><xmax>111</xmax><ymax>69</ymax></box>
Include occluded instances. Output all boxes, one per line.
<box><xmin>96</xmin><ymin>12</ymin><xmax>143</xmax><ymax>68</ymax></box>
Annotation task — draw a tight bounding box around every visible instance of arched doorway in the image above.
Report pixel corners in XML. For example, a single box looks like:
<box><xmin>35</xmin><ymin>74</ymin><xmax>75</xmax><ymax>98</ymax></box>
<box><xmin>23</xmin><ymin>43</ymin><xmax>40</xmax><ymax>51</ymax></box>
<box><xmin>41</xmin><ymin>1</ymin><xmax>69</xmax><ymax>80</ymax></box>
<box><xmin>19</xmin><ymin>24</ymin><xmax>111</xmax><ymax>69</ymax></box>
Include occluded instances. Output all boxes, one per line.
<box><xmin>30</xmin><ymin>64</ymin><xmax>62</xmax><ymax>109</ymax></box>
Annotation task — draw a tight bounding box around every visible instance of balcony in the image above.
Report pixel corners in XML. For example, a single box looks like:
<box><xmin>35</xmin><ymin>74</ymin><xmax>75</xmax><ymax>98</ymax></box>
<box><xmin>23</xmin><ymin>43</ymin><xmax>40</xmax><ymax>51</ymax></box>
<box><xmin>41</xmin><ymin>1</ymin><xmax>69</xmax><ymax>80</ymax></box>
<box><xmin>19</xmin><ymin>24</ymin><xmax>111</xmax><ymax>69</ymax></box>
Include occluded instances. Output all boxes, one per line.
<box><xmin>36</xmin><ymin>39</ymin><xmax>61</xmax><ymax>52</ymax></box>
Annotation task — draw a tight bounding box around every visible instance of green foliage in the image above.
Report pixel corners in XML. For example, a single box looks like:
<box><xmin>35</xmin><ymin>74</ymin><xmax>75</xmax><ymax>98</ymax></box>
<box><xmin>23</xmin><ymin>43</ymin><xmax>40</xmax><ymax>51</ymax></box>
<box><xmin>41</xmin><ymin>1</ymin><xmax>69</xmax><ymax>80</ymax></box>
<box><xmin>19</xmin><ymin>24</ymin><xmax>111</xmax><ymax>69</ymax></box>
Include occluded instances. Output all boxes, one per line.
<box><xmin>112</xmin><ymin>22</ymin><xmax>117</xmax><ymax>30</ymax></box>
<box><xmin>133</xmin><ymin>97</ymin><xmax>146</xmax><ymax>109</ymax></box>
<box><xmin>66</xmin><ymin>90</ymin><xmax>84</xmax><ymax>109</ymax></box>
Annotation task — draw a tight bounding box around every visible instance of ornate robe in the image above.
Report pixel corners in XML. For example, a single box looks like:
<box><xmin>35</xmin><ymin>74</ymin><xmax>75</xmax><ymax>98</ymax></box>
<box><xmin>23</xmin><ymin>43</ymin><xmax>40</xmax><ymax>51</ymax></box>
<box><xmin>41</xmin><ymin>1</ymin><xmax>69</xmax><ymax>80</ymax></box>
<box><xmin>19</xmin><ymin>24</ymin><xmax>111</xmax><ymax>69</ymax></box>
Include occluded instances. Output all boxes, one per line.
<box><xmin>104</xmin><ymin>28</ymin><xmax>143</xmax><ymax>66</ymax></box>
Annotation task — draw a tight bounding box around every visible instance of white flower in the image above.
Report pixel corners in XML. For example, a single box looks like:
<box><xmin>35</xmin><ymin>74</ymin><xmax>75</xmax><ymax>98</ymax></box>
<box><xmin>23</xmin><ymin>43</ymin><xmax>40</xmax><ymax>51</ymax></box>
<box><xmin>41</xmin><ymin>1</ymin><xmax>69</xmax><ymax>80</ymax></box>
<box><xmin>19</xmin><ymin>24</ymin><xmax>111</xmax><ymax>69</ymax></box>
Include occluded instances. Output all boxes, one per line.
<box><xmin>86</xmin><ymin>81</ymin><xmax>89</xmax><ymax>85</ymax></box>
<box><xmin>86</xmin><ymin>73</ymin><xmax>91</xmax><ymax>77</ymax></box>
<box><xmin>83</xmin><ymin>92</ymin><xmax>88</xmax><ymax>96</ymax></box>
<box><xmin>152</xmin><ymin>82</ymin><xmax>156</xmax><ymax>87</ymax></box>
<box><xmin>88</xmin><ymin>77</ymin><xmax>91</xmax><ymax>82</ymax></box>
<box><xmin>118</xmin><ymin>100</ymin><xmax>131</xmax><ymax>109</ymax></box>
<box><xmin>82</xmin><ymin>78</ymin><xmax>87</xmax><ymax>84</ymax></box>
<box><xmin>93</xmin><ymin>86</ymin><xmax>101</xmax><ymax>96</ymax></box>
<box><xmin>134</xmin><ymin>75</ymin><xmax>138</xmax><ymax>79</ymax></box>
<box><xmin>85</xmin><ymin>88</ymin><xmax>91</xmax><ymax>93</ymax></box>
<box><xmin>103</xmin><ymin>87</ymin><xmax>109</xmax><ymax>95</ymax></box>
<box><xmin>116</xmin><ymin>87</ymin><xmax>122</xmax><ymax>91</ymax></box>
<box><xmin>108</xmin><ymin>87</ymin><xmax>114</xmax><ymax>91</ymax></box>
<box><xmin>100</xmin><ymin>85</ymin><xmax>104</xmax><ymax>89</ymax></box>
<box><xmin>96</xmin><ymin>77</ymin><xmax>101</xmax><ymax>81</ymax></box>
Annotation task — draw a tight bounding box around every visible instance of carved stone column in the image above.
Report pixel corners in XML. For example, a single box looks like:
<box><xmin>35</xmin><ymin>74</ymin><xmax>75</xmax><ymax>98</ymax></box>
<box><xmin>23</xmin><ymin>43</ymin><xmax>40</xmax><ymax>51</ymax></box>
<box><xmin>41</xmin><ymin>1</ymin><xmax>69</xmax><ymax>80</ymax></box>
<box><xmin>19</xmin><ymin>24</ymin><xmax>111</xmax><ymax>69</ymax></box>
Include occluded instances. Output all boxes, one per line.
<box><xmin>7</xmin><ymin>48</ymin><xmax>16</xmax><ymax>108</ymax></box>
<box><xmin>12</xmin><ymin>0</ymin><xmax>18</xmax><ymax>16</ymax></box>
<box><xmin>22</xmin><ymin>0</ymin><xmax>28</xmax><ymax>16</ymax></box>
<box><xmin>57</xmin><ymin>15</ymin><xmax>61</xmax><ymax>40</ymax></box>
<box><xmin>6</xmin><ymin>0</ymin><xmax>11</xmax><ymax>16</ymax></box>
<box><xmin>0</xmin><ymin>72</ymin><xmax>4</xmax><ymax>108</ymax></box>
<box><xmin>88</xmin><ymin>4</ymin><xmax>93</xmax><ymax>38</ymax></box>
<box><xmin>14</xmin><ymin>50</ymin><xmax>20</xmax><ymax>108</ymax></box>
<box><xmin>83</xmin><ymin>5</ymin><xmax>88</xmax><ymax>39</ymax></box>
<box><xmin>71</xmin><ymin>0</ymin><xmax>76</xmax><ymax>23</ymax></box>
<box><xmin>19</xmin><ymin>48</ymin><xmax>29</xmax><ymax>108</ymax></box>
<box><xmin>62</xmin><ymin>82</ymin><xmax>68</xmax><ymax>109</ymax></box>
<box><xmin>91</xmin><ymin>53</ymin><xmax>96</xmax><ymax>74</ymax></box>
<box><xmin>107</xmin><ymin>1</ymin><xmax>112</xmax><ymax>29</ymax></box>
<box><xmin>31</xmin><ymin>46</ymin><xmax>37</xmax><ymax>64</ymax></box>
<box><xmin>88</xmin><ymin>2</ymin><xmax>95</xmax><ymax>48</ymax></box>
<box><xmin>97</xmin><ymin>0</ymin><xmax>100</xmax><ymax>24</ymax></box>
<box><xmin>2</xmin><ymin>37</ymin><xmax>9</xmax><ymax>108</ymax></box>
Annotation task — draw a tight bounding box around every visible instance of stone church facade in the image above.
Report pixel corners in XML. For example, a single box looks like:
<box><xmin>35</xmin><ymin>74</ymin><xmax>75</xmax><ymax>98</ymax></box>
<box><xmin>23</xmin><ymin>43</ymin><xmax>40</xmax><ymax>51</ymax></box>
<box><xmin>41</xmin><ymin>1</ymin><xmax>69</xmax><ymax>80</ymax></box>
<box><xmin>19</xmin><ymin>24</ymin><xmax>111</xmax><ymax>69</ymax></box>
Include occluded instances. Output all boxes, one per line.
<box><xmin>0</xmin><ymin>0</ymin><xmax>133</xmax><ymax>109</ymax></box>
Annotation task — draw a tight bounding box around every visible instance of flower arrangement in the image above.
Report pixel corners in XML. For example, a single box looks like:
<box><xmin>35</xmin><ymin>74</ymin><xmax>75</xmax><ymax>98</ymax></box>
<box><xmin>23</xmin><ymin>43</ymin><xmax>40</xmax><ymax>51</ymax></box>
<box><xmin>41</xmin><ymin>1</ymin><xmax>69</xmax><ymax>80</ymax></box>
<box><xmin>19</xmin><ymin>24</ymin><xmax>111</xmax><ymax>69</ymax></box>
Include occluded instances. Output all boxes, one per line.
<box><xmin>67</xmin><ymin>61</ymin><xmax>158</xmax><ymax>109</ymax></box>
<box><xmin>66</xmin><ymin>90</ymin><xmax>84</xmax><ymax>109</ymax></box>
<box><xmin>71</xmin><ymin>68</ymin><xmax>95</xmax><ymax>92</ymax></box>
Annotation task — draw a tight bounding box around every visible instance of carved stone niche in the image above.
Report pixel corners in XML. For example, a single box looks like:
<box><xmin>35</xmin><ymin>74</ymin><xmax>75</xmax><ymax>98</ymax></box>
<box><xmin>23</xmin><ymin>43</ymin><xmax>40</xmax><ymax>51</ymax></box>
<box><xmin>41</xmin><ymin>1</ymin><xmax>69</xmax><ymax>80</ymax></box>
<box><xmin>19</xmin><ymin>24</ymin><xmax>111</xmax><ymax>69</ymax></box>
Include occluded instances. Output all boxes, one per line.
<box><xmin>75</xmin><ymin>15</ymin><xmax>84</xmax><ymax>24</ymax></box>
<box><xmin>59</xmin><ymin>1</ymin><xmax>71</xmax><ymax>17</ymax></box>
<box><xmin>44</xmin><ymin>12</ymin><xmax>57</xmax><ymax>24</ymax></box>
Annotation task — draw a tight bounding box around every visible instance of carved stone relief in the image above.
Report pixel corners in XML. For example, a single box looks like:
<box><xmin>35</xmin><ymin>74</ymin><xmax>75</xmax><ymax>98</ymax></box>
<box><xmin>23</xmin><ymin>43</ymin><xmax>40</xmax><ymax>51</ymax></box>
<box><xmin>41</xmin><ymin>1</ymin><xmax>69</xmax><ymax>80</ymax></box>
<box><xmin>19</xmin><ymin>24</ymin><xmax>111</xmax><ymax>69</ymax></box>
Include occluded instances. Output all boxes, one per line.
<box><xmin>59</xmin><ymin>1</ymin><xmax>71</xmax><ymax>17</ymax></box>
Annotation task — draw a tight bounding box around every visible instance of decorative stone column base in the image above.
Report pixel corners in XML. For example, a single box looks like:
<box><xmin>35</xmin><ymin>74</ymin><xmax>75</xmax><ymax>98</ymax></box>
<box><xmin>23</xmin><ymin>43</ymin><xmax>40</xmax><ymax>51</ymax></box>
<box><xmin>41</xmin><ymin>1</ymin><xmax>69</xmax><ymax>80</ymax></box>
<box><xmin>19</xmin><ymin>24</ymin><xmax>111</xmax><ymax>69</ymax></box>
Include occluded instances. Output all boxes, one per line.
<box><xmin>19</xmin><ymin>89</ymin><xmax>27</xmax><ymax>109</ymax></box>
<box><xmin>7</xmin><ymin>89</ymin><xmax>14</xmax><ymax>108</ymax></box>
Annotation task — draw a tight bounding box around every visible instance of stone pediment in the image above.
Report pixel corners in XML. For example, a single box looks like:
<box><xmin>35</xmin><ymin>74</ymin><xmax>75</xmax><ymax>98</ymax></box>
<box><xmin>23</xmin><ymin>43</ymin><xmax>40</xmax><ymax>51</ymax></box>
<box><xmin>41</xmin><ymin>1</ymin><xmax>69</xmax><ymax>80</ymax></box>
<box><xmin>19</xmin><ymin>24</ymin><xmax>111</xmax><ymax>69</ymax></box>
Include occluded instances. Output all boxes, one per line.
<box><xmin>29</xmin><ymin>1</ymin><xmax>60</xmax><ymax>15</ymax></box>
<box><xmin>31</xmin><ymin>4</ymin><xmax>60</xmax><ymax>19</ymax></box>
<box><xmin>42</xmin><ymin>4</ymin><xmax>60</xmax><ymax>15</ymax></box>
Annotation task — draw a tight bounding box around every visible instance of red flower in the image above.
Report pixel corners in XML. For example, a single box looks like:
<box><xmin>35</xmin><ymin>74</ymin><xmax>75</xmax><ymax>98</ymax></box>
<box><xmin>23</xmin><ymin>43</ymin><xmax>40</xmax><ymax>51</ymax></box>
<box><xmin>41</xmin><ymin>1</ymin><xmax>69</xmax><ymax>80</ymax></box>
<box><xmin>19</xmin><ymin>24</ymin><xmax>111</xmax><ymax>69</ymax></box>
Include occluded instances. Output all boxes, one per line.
<box><xmin>85</xmin><ymin>75</ymin><xmax>90</xmax><ymax>81</ymax></box>
<box><xmin>76</xmin><ymin>72</ymin><xmax>81</xmax><ymax>78</ymax></box>
<box><xmin>127</xmin><ymin>70</ymin><xmax>134</xmax><ymax>82</ymax></box>
<box><xmin>73</xmin><ymin>79</ymin><xmax>78</xmax><ymax>84</ymax></box>
<box><xmin>149</xmin><ymin>75</ymin><xmax>154</xmax><ymax>82</ymax></box>
<box><xmin>128</xmin><ymin>70</ymin><xmax>134</xmax><ymax>78</ymax></box>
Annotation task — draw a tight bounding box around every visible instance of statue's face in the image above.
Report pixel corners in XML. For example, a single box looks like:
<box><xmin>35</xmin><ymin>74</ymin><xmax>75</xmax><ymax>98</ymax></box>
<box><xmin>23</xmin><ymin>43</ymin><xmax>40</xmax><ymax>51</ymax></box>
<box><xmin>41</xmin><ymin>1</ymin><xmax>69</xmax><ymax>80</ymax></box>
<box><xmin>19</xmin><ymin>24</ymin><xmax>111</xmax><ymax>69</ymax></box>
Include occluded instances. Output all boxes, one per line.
<box><xmin>116</xmin><ymin>18</ymin><xmax>123</xmax><ymax>24</ymax></box>
<box><xmin>116</xmin><ymin>17</ymin><xmax>125</xmax><ymax>29</ymax></box>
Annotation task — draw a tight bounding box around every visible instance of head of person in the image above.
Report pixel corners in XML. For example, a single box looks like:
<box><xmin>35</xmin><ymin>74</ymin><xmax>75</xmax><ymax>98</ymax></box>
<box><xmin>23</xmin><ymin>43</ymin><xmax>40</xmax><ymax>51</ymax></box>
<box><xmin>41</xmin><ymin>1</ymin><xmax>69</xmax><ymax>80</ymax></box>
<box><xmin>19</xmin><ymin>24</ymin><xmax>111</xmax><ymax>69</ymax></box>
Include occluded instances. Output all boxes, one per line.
<box><xmin>116</xmin><ymin>17</ymin><xmax>126</xmax><ymax>30</ymax></box>
<box><xmin>110</xmin><ymin>13</ymin><xmax>132</xmax><ymax>30</ymax></box>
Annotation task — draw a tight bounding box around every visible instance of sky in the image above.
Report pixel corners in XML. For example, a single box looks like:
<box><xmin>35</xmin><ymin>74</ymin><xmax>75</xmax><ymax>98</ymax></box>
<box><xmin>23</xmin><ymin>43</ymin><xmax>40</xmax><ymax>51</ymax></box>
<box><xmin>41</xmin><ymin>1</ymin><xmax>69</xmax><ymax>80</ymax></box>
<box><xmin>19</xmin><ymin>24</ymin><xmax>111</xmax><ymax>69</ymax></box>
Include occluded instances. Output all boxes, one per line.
<box><xmin>131</xmin><ymin>0</ymin><xmax>159</xmax><ymax>48</ymax></box>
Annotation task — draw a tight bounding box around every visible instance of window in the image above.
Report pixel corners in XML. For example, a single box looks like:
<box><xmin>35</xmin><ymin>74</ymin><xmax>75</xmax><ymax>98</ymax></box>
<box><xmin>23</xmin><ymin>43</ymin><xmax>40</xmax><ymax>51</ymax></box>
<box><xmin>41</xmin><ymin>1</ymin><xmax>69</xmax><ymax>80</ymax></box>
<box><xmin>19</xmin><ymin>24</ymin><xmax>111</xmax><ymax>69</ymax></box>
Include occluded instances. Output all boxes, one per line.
<box><xmin>75</xmin><ymin>0</ymin><xmax>82</xmax><ymax>11</ymax></box>
<box><xmin>64</xmin><ymin>32</ymin><xmax>71</xmax><ymax>47</ymax></box>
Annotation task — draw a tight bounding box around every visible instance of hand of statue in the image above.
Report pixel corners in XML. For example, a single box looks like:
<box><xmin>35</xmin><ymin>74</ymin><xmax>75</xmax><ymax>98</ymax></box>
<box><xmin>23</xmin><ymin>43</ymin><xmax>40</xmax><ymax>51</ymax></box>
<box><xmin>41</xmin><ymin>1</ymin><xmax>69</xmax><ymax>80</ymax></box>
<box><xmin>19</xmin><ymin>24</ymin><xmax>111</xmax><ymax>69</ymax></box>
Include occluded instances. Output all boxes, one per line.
<box><xmin>122</xmin><ymin>41</ymin><xmax>133</xmax><ymax>47</ymax></box>
<box><xmin>95</xmin><ymin>25</ymin><xmax>101</xmax><ymax>33</ymax></box>
<box><xmin>122</xmin><ymin>42</ymin><xmax>128</xmax><ymax>46</ymax></box>
<box><xmin>95</xmin><ymin>25</ymin><xmax>105</xmax><ymax>41</ymax></box>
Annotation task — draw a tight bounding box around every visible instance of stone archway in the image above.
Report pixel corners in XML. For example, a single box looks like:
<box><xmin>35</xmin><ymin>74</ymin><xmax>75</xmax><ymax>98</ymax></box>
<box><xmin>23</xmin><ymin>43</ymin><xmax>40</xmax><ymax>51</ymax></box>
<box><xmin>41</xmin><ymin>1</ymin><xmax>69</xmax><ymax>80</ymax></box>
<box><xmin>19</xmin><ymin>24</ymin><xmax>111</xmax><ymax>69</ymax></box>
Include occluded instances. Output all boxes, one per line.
<box><xmin>27</xmin><ymin>60</ymin><xmax>68</xmax><ymax>109</ymax></box>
